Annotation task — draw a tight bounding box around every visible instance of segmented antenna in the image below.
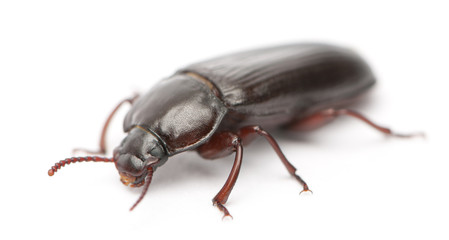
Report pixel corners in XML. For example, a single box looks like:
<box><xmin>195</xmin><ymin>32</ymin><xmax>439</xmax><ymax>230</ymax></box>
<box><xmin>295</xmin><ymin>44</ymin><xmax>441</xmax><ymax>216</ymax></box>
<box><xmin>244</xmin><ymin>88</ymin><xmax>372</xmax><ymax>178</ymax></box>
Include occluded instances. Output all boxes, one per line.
<box><xmin>130</xmin><ymin>167</ymin><xmax>154</xmax><ymax>211</ymax></box>
<box><xmin>48</xmin><ymin>156</ymin><xmax>114</xmax><ymax>176</ymax></box>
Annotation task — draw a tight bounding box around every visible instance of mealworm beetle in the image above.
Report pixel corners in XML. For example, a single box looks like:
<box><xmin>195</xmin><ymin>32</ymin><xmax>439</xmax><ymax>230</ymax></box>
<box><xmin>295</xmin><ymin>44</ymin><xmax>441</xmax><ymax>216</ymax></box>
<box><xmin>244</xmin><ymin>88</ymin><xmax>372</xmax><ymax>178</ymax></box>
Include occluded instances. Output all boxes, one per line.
<box><xmin>48</xmin><ymin>43</ymin><xmax>422</xmax><ymax>218</ymax></box>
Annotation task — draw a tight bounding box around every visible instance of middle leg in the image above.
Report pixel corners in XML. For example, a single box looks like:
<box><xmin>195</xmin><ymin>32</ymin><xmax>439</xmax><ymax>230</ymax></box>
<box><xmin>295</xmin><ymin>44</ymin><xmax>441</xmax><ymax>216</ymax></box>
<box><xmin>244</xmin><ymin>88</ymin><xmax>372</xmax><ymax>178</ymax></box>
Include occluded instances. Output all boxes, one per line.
<box><xmin>238</xmin><ymin>126</ymin><xmax>311</xmax><ymax>194</ymax></box>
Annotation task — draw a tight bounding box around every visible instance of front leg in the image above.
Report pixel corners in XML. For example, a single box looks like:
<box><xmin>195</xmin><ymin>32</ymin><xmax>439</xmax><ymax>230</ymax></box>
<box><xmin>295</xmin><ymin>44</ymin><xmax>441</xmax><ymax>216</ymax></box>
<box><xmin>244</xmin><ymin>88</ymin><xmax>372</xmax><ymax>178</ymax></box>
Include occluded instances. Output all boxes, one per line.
<box><xmin>73</xmin><ymin>94</ymin><xmax>139</xmax><ymax>155</ymax></box>
<box><xmin>197</xmin><ymin>132</ymin><xmax>243</xmax><ymax>219</ymax></box>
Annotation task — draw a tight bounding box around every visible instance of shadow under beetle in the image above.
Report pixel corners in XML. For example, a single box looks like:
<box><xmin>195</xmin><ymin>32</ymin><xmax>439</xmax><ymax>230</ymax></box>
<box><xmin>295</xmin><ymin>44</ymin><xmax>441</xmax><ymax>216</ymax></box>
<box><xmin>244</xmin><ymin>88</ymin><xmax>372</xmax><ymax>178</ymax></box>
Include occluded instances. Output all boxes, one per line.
<box><xmin>48</xmin><ymin>43</ymin><xmax>422</xmax><ymax>218</ymax></box>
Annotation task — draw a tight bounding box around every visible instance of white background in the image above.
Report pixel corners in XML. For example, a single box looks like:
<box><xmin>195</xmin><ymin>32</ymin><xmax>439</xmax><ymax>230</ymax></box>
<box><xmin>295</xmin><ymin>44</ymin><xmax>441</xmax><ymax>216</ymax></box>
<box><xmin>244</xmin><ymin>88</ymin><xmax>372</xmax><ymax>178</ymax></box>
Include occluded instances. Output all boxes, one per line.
<box><xmin>1</xmin><ymin>1</ymin><xmax>448</xmax><ymax>239</ymax></box>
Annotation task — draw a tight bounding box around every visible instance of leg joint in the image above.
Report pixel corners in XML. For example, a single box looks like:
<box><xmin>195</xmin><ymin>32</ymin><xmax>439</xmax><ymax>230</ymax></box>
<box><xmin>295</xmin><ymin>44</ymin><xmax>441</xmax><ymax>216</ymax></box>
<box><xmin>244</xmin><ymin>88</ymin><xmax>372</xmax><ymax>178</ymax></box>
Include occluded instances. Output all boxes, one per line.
<box><xmin>231</xmin><ymin>136</ymin><xmax>242</xmax><ymax>149</ymax></box>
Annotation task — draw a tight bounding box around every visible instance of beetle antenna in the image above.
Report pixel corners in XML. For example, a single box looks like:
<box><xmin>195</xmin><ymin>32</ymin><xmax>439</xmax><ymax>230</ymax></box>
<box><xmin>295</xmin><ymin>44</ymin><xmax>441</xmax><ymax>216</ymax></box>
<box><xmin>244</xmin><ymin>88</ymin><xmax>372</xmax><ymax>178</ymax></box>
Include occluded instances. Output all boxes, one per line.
<box><xmin>48</xmin><ymin>156</ymin><xmax>114</xmax><ymax>176</ymax></box>
<box><xmin>130</xmin><ymin>167</ymin><xmax>154</xmax><ymax>211</ymax></box>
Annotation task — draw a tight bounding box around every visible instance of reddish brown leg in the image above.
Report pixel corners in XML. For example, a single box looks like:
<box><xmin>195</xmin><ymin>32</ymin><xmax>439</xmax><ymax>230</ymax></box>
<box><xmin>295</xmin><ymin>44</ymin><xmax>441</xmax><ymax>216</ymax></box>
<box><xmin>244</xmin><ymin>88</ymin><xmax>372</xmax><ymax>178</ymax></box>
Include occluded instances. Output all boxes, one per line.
<box><xmin>239</xmin><ymin>126</ymin><xmax>311</xmax><ymax>194</ymax></box>
<box><xmin>197</xmin><ymin>132</ymin><xmax>243</xmax><ymax>219</ymax></box>
<box><xmin>290</xmin><ymin>108</ymin><xmax>424</xmax><ymax>138</ymax></box>
<box><xmin>73</xmin><ymin>94</ymin><xmax>139</xmax><ymax>155</ymax></box>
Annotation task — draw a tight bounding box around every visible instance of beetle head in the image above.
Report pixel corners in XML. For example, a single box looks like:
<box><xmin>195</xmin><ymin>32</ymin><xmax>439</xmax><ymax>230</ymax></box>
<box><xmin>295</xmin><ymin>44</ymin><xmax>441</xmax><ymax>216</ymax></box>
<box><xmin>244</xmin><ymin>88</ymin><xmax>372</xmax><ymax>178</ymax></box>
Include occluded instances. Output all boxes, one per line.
<box><xmin>48</xmin><ymin>125</ymin><xmax>168</xmax><ymax>211</ymax></box>
<box><xmin>113</xmin><ymin>126</ymin><xmax>167</xmax><ymax>188</ymax></box>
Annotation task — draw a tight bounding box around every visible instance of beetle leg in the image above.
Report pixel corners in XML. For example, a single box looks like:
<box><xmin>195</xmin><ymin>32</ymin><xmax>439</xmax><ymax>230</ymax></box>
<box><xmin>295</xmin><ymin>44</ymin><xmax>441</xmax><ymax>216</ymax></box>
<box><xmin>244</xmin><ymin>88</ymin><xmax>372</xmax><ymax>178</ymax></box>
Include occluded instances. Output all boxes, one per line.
<box><xmin>73</xmin><ymin>94</ymin><xmax>139</xmax><ymax>155</ymax></box>
<box><xmin>197</xmin><ymin>132</ymin><xmax>243</xmax><ymax>219</ymax></box>
<box><xmin>289</xmin><ymin>108</ymin><xmax>424</xmax><ymax>138</ymax></box>
<box><xmin>238</xmin><ymin>126</ymin><xmax>311</xmax><ymax>194</ymax></box>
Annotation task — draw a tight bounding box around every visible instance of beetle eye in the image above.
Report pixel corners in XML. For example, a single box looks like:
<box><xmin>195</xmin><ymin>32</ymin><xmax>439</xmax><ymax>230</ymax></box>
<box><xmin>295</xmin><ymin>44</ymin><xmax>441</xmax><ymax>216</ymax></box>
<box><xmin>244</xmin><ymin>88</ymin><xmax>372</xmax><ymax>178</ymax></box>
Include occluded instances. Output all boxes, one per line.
<box><xmin>145</xmin><ymin>156</ymin><xmax>159</xmax><ymax>166</ymax></box>
<box><xmin>147</xmin><ymin>145</ymin><xmax>164</xmax><ymax>158</ymax></box>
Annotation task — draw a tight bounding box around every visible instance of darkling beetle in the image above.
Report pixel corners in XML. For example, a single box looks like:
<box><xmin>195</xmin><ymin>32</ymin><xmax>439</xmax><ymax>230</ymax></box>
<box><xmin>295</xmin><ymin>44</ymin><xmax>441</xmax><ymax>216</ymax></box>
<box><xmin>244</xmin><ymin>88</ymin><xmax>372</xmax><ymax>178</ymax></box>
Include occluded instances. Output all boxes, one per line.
<box><xmin>48</xmin><ymin>43</ymin><xmax>422</xmax><ymax>218</ymax></box>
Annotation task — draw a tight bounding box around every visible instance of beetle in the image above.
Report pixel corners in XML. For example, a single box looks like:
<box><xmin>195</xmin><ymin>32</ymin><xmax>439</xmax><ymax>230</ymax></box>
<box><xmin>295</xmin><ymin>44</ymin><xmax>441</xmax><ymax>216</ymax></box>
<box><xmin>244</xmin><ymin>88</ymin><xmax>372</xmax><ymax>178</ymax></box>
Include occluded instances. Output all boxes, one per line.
<box><xmin>48</xmin><ymin>43</ymin><xmax>420</xmax><ymax>218</ymax></box>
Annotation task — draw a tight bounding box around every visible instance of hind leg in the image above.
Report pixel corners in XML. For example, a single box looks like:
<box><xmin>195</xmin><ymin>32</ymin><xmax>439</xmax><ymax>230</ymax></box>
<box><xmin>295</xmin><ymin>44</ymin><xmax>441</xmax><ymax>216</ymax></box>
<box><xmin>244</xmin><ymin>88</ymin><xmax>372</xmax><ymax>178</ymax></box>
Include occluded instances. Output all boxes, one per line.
<box><xmin>288</xmin><ymin>108</ymin><xmax>424</xmax><ymax>138</ymax></box>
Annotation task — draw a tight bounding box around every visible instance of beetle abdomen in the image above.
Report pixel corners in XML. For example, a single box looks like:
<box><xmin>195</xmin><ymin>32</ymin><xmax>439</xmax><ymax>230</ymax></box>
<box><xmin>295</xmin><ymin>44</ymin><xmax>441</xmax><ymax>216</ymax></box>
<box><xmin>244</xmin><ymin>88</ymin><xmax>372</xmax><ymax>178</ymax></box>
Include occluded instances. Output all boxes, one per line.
<box><xmin>181</xmin><ymin>43</ymin><xmax>375</xmax><ymax>127</ymax></box>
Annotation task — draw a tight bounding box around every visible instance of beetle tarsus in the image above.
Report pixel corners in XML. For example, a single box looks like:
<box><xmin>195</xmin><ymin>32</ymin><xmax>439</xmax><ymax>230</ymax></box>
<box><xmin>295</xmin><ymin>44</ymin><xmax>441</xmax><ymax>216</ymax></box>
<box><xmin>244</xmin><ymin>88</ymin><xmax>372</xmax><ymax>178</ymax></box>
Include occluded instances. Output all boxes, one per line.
<box><xmin>300</xmin><ymin>188</ymin><xmax>313</xmax><ymax>195</ymax></box>
<box><xmin>388</xmin><ymin>131</ymin><xmax>426</xmax><ymax>139</ymax></box>
<box><xmin>213</xmin><ymin>200</ymin><xmax>233</xmax><ymax>220</ymax></box>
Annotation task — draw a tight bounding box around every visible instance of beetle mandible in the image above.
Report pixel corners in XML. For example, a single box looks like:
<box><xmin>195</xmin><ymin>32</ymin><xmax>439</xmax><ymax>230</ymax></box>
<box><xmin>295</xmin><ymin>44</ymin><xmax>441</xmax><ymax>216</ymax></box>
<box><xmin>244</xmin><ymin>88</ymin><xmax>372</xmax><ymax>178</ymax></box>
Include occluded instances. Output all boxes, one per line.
<box><xmin>48</xmin><ymin>43</ymin><xmax>421</xmax><ymax>218</ymax></box>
